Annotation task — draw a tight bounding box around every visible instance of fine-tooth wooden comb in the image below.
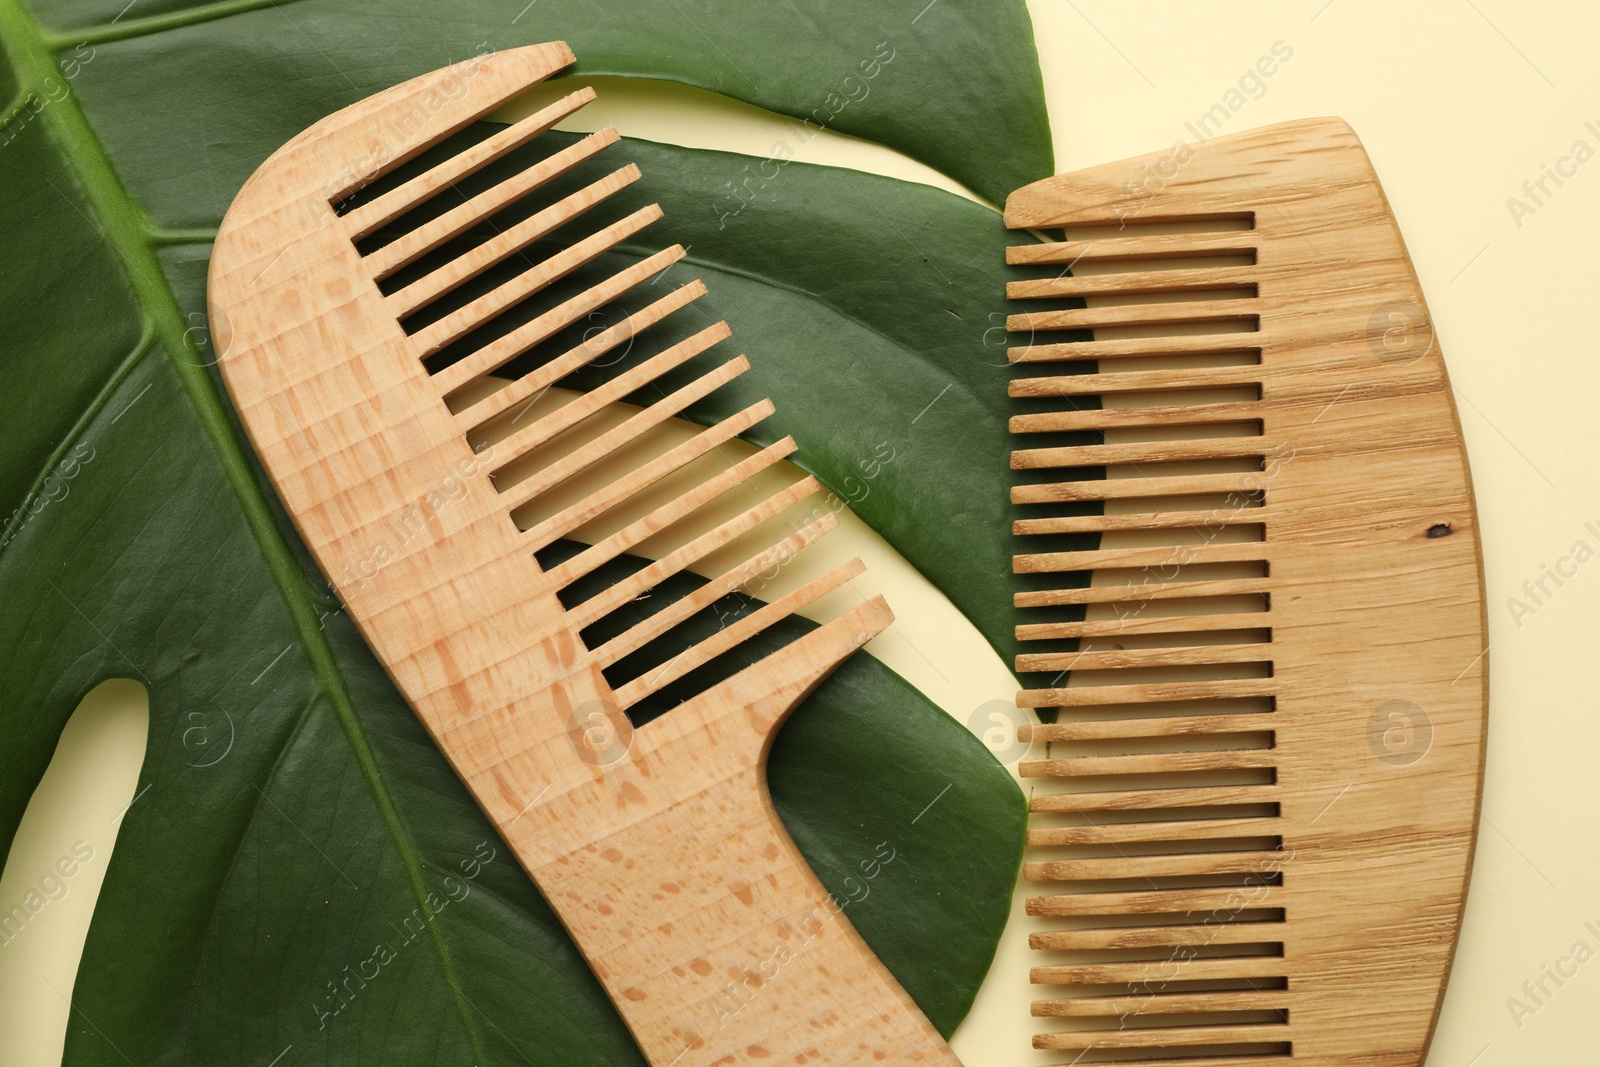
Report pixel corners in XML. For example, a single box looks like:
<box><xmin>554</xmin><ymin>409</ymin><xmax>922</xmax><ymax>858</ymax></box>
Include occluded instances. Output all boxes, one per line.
<box><xmin>1003</xmin><ymin>119</ymin><xmax>1487</xmax><ymax>1065</ymax></box>
<box><xmin>209</xmin><ymin>44</ymin><xmax>960</xmax><ymax>1067</ymax></box>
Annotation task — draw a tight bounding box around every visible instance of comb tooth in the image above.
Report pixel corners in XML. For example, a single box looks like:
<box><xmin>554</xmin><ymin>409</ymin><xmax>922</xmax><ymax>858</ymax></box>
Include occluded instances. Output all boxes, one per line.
<box><xmin>1010</xmin><ymin>366</ymin><xmax>1260</xmax><ymax>398</ymax></box>
<box><xmin>1012</xmin><ymin>472</ymin><xmax>1263</xmax><ymax>504</ymax></box>
<box><xmin>387</xmin><ymin>160</ymin><xmax>641</xmax><ymax>314</ymax></box>
<box><xmin>1013</xmin><ymin>439</ymin><xmax>1266</xmax><ymax>469</ymax></box>
<box><xmin>550</xmin><ymin>437</ymin><xmax>799</xmax><ymax>587</ymax></box>
<box><xmin>1019</xmin><ymin>681</ymin><xmax>1275</xmax><ymax>710</ymax></box>
<box><xmin>591</xmin><ymin>515</ymin><xmax>852</xmax><ymax>670</ymax></box>
<box><xmin>490</xmin><ymin>323</ymin><xmax>735</xmax><ymax>486</ymax></box>
<box><xmin>342</xmin><ymin>87</ymin><xmax>596</xmax><ymax>239</ymax></box>
<box><xmin>1009</xmin><ymin>299</ymin><xmax>1259</xmax><ymax>334</ymax></box>
<box><xmin>612</xmin><ymin>557</ymin><xmax>861</xmax><ymax>709</ymax></box>
<box><xmin>1023</xmin><ymin>712</ymin><xmax>1276</xmax><ymax>740</ymax></box>
<box><xmin>367</xmin><ymin>127</ymin><xmax>623</xmax><ymax>281</ymax></box>
<box><xmin>1013</xmin><ymin>578</ymin><xmax>1267</xmax><ymax>607</ymax></box>
<box><xmin>1013</xmin><ymin>513</ymin><xmax>1265</xmax><ymax>537</ymax></box>
<box><xmin>1035</xmin><ymin>1056</ymin><xmax>1292</xmax><ymax>1067</ymax></box>
<box><xmin>1029</xmin><ymin>786</ymin><xmax>1278</xmax><ymax>813</ymax></box>
<box><xmin>1015</xmin><ymin>543</ymin><xmax>1266</xmax><ymax>574</ymax></box>
<box><xmin>1010</xmin><ymin>401</ymin><xmax>1262</xmax><ymax>432</ymax></box>
<box><xmin>566</xmin><ymin>477</ymin><xmax>827</xmax><ymax>630</ymax></box>
<box><xmin>1021</xmin><ymin>751</ymin><xmax>1275</xmax><ymax>777</ymax></box>
<box><xmin>1030</xmin><ymin>920</ymin><xmax>1284</xmax><ymax>949</ymax></box>
<box><xmin>1011</xmin><ymin>585</ymin><xmax>1260</xmax><ymax>607</ymax></box>
<box><xmin>495</xmin><ymin>356</ymin><xmax>748</xmax><ymax>514</ymax></box>
<box><xmin>411</xmin><ymin>204</ymin><xmax>664</xmax><ymax>357</ymax></box>
<box><xmin>1033</xmin><ymin>990</ymin><xmax>1290</xmax><ymax>1017</ymax></box>
<box><xmin>1026</xmin><ymin>852</ymin><xmax>1283</xmax><ymax>881</ymax></box>
<box><xmin>1033</xmin><ymin>959</ymin><xmax>1287</xmax><ymax>985</ymax></box>
<box><xmin>1006</xmin><ymin>231</ymin><xmax>1257</xmax><ymax>265</ymax></box>
<box><xmin>459</xmin><ymin>279</ymin><xmax>706</xmax><ymax>427</ymax></box>
<box><xmin>432</xmin><ymin>244</ymin><xmax>681</xmax><ymax>395</ymax></box>
<box><xmin>1027</xmin><ymin>886</ymin><xmax>1282</xmax><ymax>915</ymax></box>
<box><xmin>1017</xmin><ymin>644</ymin><xmax>1271</xmax><ymax>672</ymax></box>
<box><xmin>1033</xmin><ymin>1025</ymin><xmax>1292</xmax><ymax>1053</ymax></box>
<box><xmin>1010</xmin><ymin>335</ymin><xmax>1261</xmax><ymax>364</ymax></box>
<box><xmin>1017</xmin><ymin>613</ymin><xmax>1268</xmax><ymax>641</ymax></box>
<box><xmin>522</xmin><ymin>400</ymin><xmax>773</xmax><ymax>550</ymax></box>
<box><xmin>1028</xmin><ymin>817</ymin><xmax>1279</xmax><ymax>847</ymax></box>
<box><xmin>1007</xmin><ymin>265</ymin><xmax>1256</xmax><ymax>299</ymax></box>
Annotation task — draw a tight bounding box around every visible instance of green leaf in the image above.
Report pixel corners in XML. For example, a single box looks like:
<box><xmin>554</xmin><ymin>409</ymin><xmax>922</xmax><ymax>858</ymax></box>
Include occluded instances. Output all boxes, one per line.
<box><xmin>31</xmin><ymin>0</ymin><xmax>1050</xmax><ymax>211</ymax></box>
<box><xmin>0</xmin><ymin>2</ymin><xmax>1048</xmax><ymax>1064</ymax></box>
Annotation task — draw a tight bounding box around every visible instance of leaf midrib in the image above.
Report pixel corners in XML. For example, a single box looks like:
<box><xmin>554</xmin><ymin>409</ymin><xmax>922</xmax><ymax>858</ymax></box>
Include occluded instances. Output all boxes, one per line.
<box><xmin>0</xmin><ymin>1</ymin><xmax>486</xmax><ymax>1057</ymax></box>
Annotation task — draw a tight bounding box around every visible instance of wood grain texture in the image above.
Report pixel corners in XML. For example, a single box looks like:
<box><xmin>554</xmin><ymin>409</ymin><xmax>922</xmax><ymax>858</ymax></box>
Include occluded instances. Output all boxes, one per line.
<box><xmin>208</xmin><ymin>43</ymin><xmax>959</xmax><ymax>1067</ymax></box>
<box><xmin>1005</xmin><ymin>118</ymin><xmax>1487</xmax><ymax>1065</ymax></box>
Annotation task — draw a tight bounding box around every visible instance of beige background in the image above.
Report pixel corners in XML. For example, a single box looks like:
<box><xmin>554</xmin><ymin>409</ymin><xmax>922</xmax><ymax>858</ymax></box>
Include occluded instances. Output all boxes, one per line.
<box><xmin>4</xmin><ymin>0</ymin><xmax>1597</xmax><ymax>1062</ymax></box>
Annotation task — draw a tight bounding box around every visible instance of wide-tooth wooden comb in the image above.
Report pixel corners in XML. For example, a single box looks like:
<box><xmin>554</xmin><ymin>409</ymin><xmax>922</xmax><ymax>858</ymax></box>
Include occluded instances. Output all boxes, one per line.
<box><xmin>1003</xmin><ymin>118</ymin><xmax>1487</xmax><ymax>1065</ymax></box>
<box><xmin>209</xmin><ymin>43</ymin><xmax>961</xmax><ymax>1067</ymax></box>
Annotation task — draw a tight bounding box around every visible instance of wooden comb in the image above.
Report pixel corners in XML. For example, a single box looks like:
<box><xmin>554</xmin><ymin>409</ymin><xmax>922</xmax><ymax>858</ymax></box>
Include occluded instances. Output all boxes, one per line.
<box><xmin>1004</xmin><ymin>118</ymin><xmax>1487</xmax><ymax>1065</ymax></box>
<box><xmin>208</xmin><ymin>43</ymin><xmax>961</xmax><ymax>1067</ymax></box>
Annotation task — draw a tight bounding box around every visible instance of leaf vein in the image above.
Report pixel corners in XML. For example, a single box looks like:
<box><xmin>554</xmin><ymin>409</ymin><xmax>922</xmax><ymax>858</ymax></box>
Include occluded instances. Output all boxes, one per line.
<box><xmin>45</xmin><ymin>0</ymin><xmax>317</xmax><ymax>49</ymax></box>
<box><xmin>0</xmin><ymin>321</ymin><xmax>154</xmax><ymax>556</ymax></box>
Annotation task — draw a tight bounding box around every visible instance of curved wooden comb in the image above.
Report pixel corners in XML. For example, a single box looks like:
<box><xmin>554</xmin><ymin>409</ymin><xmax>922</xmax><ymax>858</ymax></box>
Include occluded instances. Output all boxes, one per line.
<box><xmin>1005</xmin><ymin>118</ymin><xmax>1487</xmax><ymax>1065</ymax></box>
<box><xmin>209</xmin><ymin>43</ymin><xmax>960</xmax><ymax>1067</ymax></box>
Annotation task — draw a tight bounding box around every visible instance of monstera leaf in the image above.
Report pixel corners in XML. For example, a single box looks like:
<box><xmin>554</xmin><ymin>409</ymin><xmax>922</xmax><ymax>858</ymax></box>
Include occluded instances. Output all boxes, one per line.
<box><xmin>0</xmin><ymin>0</ymin><xmax>1063</xmax><ymax>1063</ymax></box>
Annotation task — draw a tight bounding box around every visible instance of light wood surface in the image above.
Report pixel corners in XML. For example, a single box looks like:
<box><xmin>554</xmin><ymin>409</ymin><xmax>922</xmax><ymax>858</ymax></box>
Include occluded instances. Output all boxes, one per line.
<box><xmin>208</xmin><ymin>43</ymin><xmax>960</xmax><ymax>1067</ymax></box>
<box><xmin>1006</xmin><ymin>118</ymin><xmax>1487</xmax><ymax>1065</ymax></box>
